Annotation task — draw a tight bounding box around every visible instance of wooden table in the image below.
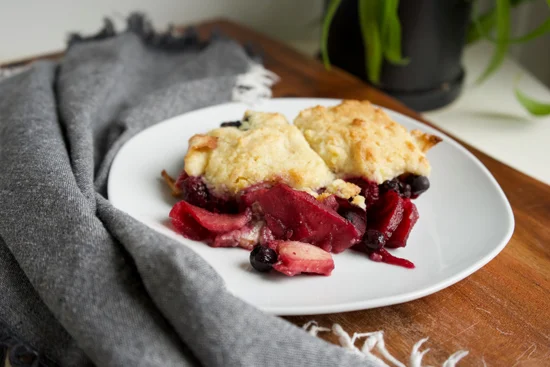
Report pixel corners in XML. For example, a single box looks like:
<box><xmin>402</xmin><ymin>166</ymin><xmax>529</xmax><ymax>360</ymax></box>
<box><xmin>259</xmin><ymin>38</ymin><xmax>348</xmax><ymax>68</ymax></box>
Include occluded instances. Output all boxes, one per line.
<box><xmin>5</xmin><ymin>19</ymin><xmax>549</xmax><ymax>367</ymax></box>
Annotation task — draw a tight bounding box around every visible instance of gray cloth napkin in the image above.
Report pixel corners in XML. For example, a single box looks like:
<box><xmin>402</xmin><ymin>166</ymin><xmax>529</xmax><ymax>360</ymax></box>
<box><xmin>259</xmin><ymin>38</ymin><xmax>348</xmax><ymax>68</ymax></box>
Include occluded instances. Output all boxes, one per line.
<box><xmin>0</xmin><ymin>16</ymin><xmax>373</xmax><ymax>367</ymax></box>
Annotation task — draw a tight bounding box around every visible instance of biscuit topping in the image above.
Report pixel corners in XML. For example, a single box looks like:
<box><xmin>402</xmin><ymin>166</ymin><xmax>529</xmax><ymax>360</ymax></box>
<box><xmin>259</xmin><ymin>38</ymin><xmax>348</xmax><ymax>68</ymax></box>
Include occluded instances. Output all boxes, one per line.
<box><xmin>184</xmin><ymin>111</ymin><xmax>336</xmax><ymax>196</ymax></box>
<box><xmin>294</xmin><ymin>100</ymin><xmax>441</xmax><ymax>184</ymax></box>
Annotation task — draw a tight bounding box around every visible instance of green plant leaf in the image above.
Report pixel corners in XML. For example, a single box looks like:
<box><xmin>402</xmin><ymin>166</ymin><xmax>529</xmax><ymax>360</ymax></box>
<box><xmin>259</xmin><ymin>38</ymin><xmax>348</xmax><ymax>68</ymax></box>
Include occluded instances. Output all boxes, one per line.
<box><xmin>380</xmin><ymin>0</ymin><xmax>409</xmax><ymax>65</ymax></box>
<box><xmin>468</xmin><ymin>0</ymin><xmax>547</xmax><ymax>44</ymax></box>
<box><xmin>508</xmin><ymin>18</ymin><xmax>550</xmax><ymax>43</ymax></box>
<box><xmin>467</xmin><ymin>8</ymin><xmax>496</xmax><ymax>44</ymax></box>
<box><xmin>321</xmin><ymin>0</ymin><xmax>342</xmax><ymax>70</ymax></box>
<box><xmin>508</xmin><ymin>0</ymin><xmax>550</xmax><ymax>43</ymax></box>
<box><xmin>476</xmin><ymin>0</ymin><xmax>511</xmax><ymax>83</ymax></box>
<box><xmin>358</xmin><ymin>0</ymin><xmax>383</xmax><ymax>84</ymax></box>
<box><xmin>515</xmin><ymin>87</ymin><xmax>550</xmax><ymax>116</ymax></box>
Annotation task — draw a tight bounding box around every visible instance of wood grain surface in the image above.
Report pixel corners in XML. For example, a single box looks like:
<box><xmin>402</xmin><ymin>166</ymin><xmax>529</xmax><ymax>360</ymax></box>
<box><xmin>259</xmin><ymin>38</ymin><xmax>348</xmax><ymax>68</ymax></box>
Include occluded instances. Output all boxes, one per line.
<box><xmin>5</xmin><ymin>19</ymin><xmax>549</xmax><ymax>367</ymax></box>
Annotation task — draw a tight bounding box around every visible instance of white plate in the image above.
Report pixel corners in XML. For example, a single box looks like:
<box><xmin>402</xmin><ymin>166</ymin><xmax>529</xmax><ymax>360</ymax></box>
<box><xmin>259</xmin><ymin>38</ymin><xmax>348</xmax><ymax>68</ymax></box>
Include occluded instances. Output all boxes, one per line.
<box><xmin>108</xmin><ymin>98</ymin><xmax>514</xmax><ymax>315</ymax></box>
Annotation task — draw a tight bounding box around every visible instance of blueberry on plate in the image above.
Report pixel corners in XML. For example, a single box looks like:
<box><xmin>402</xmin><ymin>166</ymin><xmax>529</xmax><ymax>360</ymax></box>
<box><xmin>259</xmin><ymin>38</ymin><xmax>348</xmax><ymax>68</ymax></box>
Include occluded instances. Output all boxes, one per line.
<box><xmin>250</xmin><ymin>244</ymin><xmax>278</xmax><ymax>272</ymax></box>
<box><xmin>364</xmin><ymin>229</ymin><xmax>386</xmax><ymax>250</ymax></box>
<box><xmin>380</xmin><ymin>178</ymin><xmax>400</xmax><ymax>194</ymax></box>
<box><xmin>406</xmin><ymin>175</ymin><xmax>430</xmax><ymax>197</ymax></box>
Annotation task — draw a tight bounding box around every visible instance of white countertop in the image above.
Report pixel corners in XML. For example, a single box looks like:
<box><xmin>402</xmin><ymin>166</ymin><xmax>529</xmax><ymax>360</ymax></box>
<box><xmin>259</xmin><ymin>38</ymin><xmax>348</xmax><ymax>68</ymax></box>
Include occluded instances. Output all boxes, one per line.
<box><xmin>424</xmin><ymin>41</ymin><xmax>550</xmax><ymax>185</ymax></box>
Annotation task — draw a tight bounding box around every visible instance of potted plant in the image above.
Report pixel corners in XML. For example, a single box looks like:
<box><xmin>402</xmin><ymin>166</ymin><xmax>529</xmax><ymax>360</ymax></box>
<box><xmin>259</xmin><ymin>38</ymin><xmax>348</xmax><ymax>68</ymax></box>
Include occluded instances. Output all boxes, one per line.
<box><xmin>321</xmin><ymin>0</ymin><xmax>550</xmax><ymax>115</ymax></box>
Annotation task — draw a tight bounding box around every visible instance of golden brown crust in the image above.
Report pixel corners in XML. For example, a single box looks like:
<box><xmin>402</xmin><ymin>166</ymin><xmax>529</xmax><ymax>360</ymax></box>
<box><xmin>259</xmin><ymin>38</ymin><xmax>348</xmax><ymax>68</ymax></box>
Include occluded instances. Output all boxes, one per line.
<box><xmin>294</xmin><ymin>100</ymin><xmax>439</xmax><ymax>183</ymax></box>
<box><xmin>160</xmin><ymin>169</ymin><xmax>182</xmax><ymax>197</ymax></box>
<box><xmin>325</xmin><ymin>179</ymin><xmax>361</xmax><ymax>198</ymax></box>
<box><xmin>181</xmin><ymin>100</ymin><xmax>439</xmax><ymax>202</ymax></box>
<box><xmin>187</xmin><ymin>134</ymin><xmax>218</xmax><ymax>150</ymax></box>
<box><xmin>183</xmin><ymin>111</ymin><xmax>336</xmax><ymax>196</ymax></box>
<box><xmin>410</xmin><ymin>130</ymin><xmax>442</xmax><ymax>153</ymax></box>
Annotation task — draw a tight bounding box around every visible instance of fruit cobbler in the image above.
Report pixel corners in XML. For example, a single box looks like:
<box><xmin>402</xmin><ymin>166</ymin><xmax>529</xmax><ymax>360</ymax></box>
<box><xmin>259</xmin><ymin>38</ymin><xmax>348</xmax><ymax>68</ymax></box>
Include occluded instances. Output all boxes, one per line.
<box><xmin>162</xmin><ymin>100</ymin><xmax>441</xmax><ymax>276</ymax></box>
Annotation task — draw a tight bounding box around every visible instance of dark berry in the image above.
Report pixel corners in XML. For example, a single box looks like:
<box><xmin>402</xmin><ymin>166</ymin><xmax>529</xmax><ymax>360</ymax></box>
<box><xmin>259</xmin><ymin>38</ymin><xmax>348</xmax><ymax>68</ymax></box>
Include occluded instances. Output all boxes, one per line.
<box><xmin>399</xmin><ymin>182</ymin><xmax>412</xmax><ymax>198</ymax></box>
<box><xmin>364</xmin><ymin>229</ymin><xmax>386</xmax><ymax>250</ymax></box>
<box><xmin>250</xmin><ymin>245</ymin><xmax>278</xmax><ymax>272</ymax></box>
<box><xmin>347</xmin><ymin>178</ymin><xmax>379</xmax><ymax>206</ymax></box>
<box><xmin>341</xmin><ymin>209</ymin><xmax>367</xmax><ymax>236</ymax></box>
<box><xmin>380</xmin><ymin>179</ymin><xmax>400</xmax><ymax>194</ymax></box>
<box><xmin>220</xmin><ymin>120</ymin><xmax>242</xmax><ymax>128</ymax></box>
<box><xmin>179</xmin><ymin>175</ymin><xmax>238</xmax><ymax>213</ymax></box>
<box><xmin>180</xmin><ymin>176</ymin><xmax>210</xmax><ymax>208</ymax></box>
<box><xmin>406</xmin><ymin>175</ymin><xmax>430</xmax><ymax>197</ymax></box>
<box><xmin>380</xmin><ymin>178</ymin><xmax>413</xmax><ymax>198</ymax></box>
<box><xmin>363</xmin><ymin>182</ymin><xmax>379</xmax><ymax>206</ymax></box>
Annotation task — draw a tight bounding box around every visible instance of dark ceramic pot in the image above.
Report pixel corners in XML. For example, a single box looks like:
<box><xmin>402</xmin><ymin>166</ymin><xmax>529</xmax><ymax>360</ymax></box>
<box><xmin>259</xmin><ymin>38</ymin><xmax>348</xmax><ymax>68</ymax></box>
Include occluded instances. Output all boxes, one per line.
<box><xmin>326</xmin><ymin>0</ymin><xmax>472</xmax><ymax>111</ymax></box>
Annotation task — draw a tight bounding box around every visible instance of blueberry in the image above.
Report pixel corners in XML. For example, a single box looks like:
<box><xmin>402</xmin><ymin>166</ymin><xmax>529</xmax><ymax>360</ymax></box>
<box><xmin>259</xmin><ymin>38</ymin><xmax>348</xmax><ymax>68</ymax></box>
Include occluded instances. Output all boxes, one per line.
<box><xmin>180</xmin><ymin>176</ymin><xmax>210</xmax><ymax>208</ymax></box>
<box><xmin>399</xmin><ymin>182</ymin><xmax>412</xmax><ymax>198</ymax></box>
<box><xmin>250</xmin><ymin>245</ymin><xmax>278</xmax><ymax>272</ymax></box>
<box><xmin>406</xmin><ymin>175</ymin><xmax>430</xmax><ymax>197</ymax></box>
<box><xmin>380</xmin><ymin>179</ymin><xmax>400</xmax><ymax>194</ymax></box>
<box><xmin>380</xmin><ymin>178</ymin><xmax>411</xmax><ymax>198</ymax></box>
<box><xmin>364</xmin><ymin>229</ymin><xmax>386</xmax><ymax>250</ymax></box>
<box><xmin>220</xmin><ymin>120</ymin><xmax>242</xmax><ymax>128</ymax></box>
<box><xmin>381</xmin><ymin>178</ymin><xmax>414</xmax><ymax>198</ymax></box>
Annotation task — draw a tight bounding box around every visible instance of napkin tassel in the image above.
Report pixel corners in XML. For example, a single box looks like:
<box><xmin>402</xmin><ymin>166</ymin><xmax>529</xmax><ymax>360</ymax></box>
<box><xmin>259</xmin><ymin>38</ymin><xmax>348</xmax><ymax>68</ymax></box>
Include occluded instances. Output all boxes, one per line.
<box><xmin>303</xmin><ymin>321</ymin><xmax>469</xmax><ymax>367</ymax></box>
<box><xmin>232</xmin><ymin>63</ymin><xmax>279</xmax><ymax>105</ymax></box>
<box><xmin>67</xmin><ymin>13</ymin><xmax>207</xmax><ymax>51</ymax></box>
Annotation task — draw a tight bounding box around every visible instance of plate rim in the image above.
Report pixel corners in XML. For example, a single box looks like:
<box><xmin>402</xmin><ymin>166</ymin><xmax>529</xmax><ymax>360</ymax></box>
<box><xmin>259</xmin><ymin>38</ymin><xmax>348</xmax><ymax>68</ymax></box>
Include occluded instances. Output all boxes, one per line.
<box><xmin>108</xmin><ymin>97</ymin><xmax>515</xmax><ymax>315</ymax></box>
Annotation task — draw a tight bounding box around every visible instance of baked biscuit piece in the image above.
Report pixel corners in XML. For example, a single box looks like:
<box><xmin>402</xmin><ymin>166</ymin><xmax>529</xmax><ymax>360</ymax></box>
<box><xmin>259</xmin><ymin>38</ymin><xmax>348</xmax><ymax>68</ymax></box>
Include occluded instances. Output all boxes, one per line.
<box><xmin>184</xmin><ymin>110</ymin><xmax>336</xmax><ymax>197</ymax></box>
<box><xmin>294</xmin><ymin>100</ymin><xmax>441</xmax><ymax>184</ymax></box>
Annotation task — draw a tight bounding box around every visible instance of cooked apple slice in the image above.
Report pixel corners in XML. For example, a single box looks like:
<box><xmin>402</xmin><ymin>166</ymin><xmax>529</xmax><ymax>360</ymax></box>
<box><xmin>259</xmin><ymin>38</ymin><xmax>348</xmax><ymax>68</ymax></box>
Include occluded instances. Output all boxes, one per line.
<box><xmin>386</xmin><ymin>199</ymin><xmax>419</xmax><ymax>248</ymax></box>
<box><xmin>256</xmin><ymin>184</ymin><xmax>362</xmax><ymax>253</ymax></box>
<box><xmin>367</xmin><ymin>190</ymin><xmax>404</xmax><ymax>239</ymax></box>
<box><xmin>272</xmin><ymin>241</ymin><xmax>335</xmax><ymax>276</ymax></box>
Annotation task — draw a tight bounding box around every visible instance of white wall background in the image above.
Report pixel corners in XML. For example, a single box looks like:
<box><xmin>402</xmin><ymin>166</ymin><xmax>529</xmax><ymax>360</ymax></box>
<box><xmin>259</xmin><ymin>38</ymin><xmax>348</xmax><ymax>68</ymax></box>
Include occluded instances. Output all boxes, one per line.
<box><xmin>0</xmin><ymin>0</ymin><xmax>323</xmax><ymax>62</ymax></box>
<box><xmin>0</xmin><ymin>0</ymin><xmax>548</xmax><ymax>86</ymax></box>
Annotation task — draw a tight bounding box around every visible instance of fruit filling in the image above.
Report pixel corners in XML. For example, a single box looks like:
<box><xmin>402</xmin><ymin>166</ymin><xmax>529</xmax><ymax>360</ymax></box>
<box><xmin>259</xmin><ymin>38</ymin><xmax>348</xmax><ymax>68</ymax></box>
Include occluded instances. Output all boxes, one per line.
<box><xmin>165</xmin><ymin>172</ymin><xmax>426</xmax><ymax>275</ymax></box>
<box><xmin>162</xmin><ymin>100</ymin><xmax>440</xmax><ymax>276</ymax></box>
